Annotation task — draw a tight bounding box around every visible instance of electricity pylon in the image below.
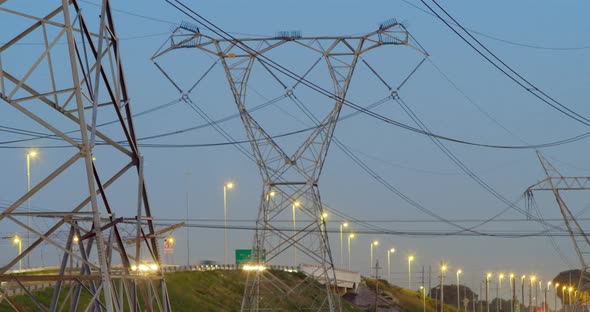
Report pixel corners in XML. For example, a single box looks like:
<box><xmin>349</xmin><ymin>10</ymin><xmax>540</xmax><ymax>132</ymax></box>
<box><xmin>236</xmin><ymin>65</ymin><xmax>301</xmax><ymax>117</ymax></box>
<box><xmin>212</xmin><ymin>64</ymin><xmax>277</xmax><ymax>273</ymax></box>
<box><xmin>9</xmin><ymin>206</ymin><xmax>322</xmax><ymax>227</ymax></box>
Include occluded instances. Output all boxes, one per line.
<box><xmin>154</xmin><ymin>19</ymin><xmax>425</xmax><ymax>311</ymax></box>
<box><xmin>0</xmin><ymin>1</ymin><xmax>170</xmax><ymax>311</ymax></box>
<box><xmin>525</xmin><ymin>151</ymin><xmax>590</xmax><ymax>311</ymax></box>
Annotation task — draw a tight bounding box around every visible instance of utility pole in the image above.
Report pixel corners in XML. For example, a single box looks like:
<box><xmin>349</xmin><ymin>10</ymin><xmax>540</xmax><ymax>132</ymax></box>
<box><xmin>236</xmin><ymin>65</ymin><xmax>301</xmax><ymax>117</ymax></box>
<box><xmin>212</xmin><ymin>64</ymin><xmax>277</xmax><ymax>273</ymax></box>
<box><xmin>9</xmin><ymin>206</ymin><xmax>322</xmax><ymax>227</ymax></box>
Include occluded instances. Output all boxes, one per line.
<box><xmin>374</xmin><ymin>259</ymin><xmax>382</xmax><ymax>312</ymax></box>
<box><xmin>480</xmin><ymin>281</ymin><xmax>483</xmax><ymax>312</ymax></box>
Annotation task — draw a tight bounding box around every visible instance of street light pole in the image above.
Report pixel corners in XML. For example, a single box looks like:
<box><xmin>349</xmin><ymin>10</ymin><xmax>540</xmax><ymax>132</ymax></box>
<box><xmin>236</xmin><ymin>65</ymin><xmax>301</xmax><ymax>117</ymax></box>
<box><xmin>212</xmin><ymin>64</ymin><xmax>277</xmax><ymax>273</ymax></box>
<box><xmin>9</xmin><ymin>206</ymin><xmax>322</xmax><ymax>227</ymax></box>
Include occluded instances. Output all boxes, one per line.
<box><xmin>370</xmin><ymin>241</ymin><xmax>378</xmax><ymax>275</ymax></box>
<box><xmin>457</xmin><ymin>269</ymin><xmax>462</xmax><ymax>311</ymax></box>
<box><xmin>26</xmin><ymin>150</ymin><xmax>37</xmax><ymax>269</ymax></box>
<box><xmin>498</xmin><ymin>273</ymin><xmax>504</xmax><ymax>312</ymax></box>
<box><xmin>408</xmin><ymin>255</ymin><xmax>415</xmax><ymax>290</ymax></box>
<box><xmin>561</xmin><ymin>285</ymin><xmax>567</xmax><ymax>312</ymax></box>
<box><xmin>340</xmin><ymin>222</ymin><xmax>348</xmax><ymax>268</ymax></box>
<box><xmin>347</xmin><ymin>233</ymin><xmax>355</xmax><ymax>270</ymax></box>
<box><xmin>388</xmin><ymin>248</ymin><xmax>395</xmax><ymax>284</ymax></box>
<box><xmin>487</xmin><ymin>273</ymin><xmax>492</xmax><ymax>312</ymax></box>
<box><xmin>223</xmin><ymin>182</ymin><xmax>234</xmax><ymax>265</ymax></box>
<box><xmin>440</xmin><ymin>263</ymin><xmax>447</xmax><ymax>312</ymax></box>
<box><xmin>545</xmin><ymin>282</ymin><xmax>551</xmax><ymax>312</ymax></box>
<box><xmin>568</xmin><ymin>287</ymin><xmax>573</xmax><ymax>312</ymax></box>
<box><xmin>530</xmin><ymin>276</ymin><xmax>537</xmax><ymax>312</ymax></box>
<box><xmin>420</xmin><ymin>285</ymin><xmax>426</xmax><ymax>312</ymax></box>
<box><xmin>186</xmin><ymin>172</ymin><xmax>190</xmax><ymax>266</ymax></box>
<box><xmin>13</xmin><ymin>235</ymin><xmax>22</xmax><ymax>271</ymax></box>
<box><xmin>521</xmin><ymin>275</ymin><xmax>526</xmax><ymax>312</ymax></box>
<box><xmin>511</xmin><ymin>274</ymin><xmax>516</xmax><ymax>312</ymax></box>
<box><xmin>554</xmin><ymin>283</ymin><xmax>559</xmax><ymax>312</ymax></box>
<box><xmin>535</xmin><ymin>281</ymin><xmax>541</xmax><ymax>308</ymax></box>
<box><xmin>292</xmin><ymin>200</ymin><xmax>300</xmax><ymax>267</ymax></box>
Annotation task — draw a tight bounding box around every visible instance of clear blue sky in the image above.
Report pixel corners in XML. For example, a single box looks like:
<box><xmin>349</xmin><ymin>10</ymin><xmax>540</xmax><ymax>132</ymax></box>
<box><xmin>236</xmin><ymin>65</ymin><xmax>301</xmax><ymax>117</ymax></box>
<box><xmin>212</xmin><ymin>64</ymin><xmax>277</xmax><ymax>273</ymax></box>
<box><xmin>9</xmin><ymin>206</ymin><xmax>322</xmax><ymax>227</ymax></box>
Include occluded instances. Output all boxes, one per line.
<box><xmin>1</xmin><ymin>0</ymin><xmax>589</xmax><ymax>305</ymax></box>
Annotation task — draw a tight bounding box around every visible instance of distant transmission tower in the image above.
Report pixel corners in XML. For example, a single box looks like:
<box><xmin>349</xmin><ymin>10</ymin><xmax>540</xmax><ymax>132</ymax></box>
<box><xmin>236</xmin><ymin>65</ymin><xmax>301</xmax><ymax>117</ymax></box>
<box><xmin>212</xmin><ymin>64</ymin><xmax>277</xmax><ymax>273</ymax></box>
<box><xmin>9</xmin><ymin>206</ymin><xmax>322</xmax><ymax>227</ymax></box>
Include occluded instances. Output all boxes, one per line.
<box><xmin>525</xmin><ymin>151</ymin><xmax>590</xmax><ymax>311</ymax></box>
<box><xmin>0</xmin><ymin>1</ymin><xmax>169</xmax><ymax>311</ymax></box>
<box><xmin>154</xmin><ymin>18</ymin><xmax>424</xmax><ymax>311</ymax></box>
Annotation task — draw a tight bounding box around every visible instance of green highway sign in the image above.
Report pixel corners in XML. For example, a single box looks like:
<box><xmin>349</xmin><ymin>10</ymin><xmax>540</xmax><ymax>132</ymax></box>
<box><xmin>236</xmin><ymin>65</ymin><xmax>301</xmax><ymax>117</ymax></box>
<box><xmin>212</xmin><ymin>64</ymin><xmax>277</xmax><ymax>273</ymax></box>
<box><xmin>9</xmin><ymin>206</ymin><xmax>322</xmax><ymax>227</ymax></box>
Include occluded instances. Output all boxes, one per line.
<box><xmin>235</xmin><ymin>249</ymin><xmax>266</xmax><ymax>265</ymax></box>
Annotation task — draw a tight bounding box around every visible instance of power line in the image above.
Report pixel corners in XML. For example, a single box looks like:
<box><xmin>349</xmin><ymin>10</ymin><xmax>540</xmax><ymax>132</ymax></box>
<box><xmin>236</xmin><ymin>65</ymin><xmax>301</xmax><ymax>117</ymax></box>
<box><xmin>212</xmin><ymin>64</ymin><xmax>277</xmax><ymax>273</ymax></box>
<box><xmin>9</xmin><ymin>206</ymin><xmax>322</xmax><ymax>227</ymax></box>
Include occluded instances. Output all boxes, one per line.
<box><xmin>419</xmin><ymin>0</ymin><xmax>590</xmax><ymax>127</ymax></box>
<box><xmin>399</xmin><ymin>0</ymin><xmax>590</xmax><ymax>51</ymax></box>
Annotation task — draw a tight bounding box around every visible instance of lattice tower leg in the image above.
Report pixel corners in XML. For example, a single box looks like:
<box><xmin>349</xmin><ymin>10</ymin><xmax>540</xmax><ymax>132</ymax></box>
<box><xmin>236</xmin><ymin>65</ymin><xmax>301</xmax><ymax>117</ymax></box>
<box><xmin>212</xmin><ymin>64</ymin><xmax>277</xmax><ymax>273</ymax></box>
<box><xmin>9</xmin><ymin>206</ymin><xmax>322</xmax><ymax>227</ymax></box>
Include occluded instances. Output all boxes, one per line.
<box><xmin>0</xmin><ymin>1</ymin><xmax>170</xmax><ymax>311</ymax></box>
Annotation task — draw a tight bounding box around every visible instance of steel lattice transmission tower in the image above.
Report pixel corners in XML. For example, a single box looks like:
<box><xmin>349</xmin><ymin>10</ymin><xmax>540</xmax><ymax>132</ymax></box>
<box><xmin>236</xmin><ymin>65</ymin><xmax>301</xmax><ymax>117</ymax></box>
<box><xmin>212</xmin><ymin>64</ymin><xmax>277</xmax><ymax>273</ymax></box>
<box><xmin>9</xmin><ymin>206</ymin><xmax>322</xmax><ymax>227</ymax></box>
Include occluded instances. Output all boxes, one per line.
<box><xmin>154</xmin><ymin>19</ymin><xmax>424</xmax><ymax>311</ymax></box>
<box><xmin>525</xmin><ymin>151</ymin><xmax>590</xmax><ymax>311</ymax></box>
<box><xmin>0</xmin><ymin>1</ymin><xmax>170</xmax><ymax>311</ymax></box>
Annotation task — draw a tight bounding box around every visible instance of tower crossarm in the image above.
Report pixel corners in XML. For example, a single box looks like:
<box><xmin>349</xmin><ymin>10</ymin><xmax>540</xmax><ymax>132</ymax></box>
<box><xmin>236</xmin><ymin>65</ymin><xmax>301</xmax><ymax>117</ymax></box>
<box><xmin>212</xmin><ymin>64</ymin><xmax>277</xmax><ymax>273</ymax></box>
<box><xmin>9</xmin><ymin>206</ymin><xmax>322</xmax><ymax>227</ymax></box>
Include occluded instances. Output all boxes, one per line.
<box><xmin>526</xmin><ymin>177</ymin><xmax>590</xmax><ymax>192</ymax></box>
<box><xmin>152</xmin><ymin>21</ymin><xmax>427</xmax><ymax>60</ymax></box>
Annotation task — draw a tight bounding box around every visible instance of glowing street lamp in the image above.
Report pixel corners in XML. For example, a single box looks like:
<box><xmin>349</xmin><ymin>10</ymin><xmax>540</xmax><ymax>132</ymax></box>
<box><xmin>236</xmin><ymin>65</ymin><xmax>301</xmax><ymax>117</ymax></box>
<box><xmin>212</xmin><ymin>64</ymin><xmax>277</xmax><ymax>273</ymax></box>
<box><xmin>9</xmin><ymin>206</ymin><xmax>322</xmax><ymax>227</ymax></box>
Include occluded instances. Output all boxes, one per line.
<box><xmin>554</xmin><ymin>283</ymin><xmax>559</xmax><ymax>312</ymax></box>
<box><xmin>457</xmin><ymin>269</ymin><xmax>462</xmax><ymax>310</ymax></box>
<box><xmin>486</xmin><ymin>273</ymin><xmax>492</xmax><ymax>312</ymax></box>
<box><xmin>387</xmin><ymin>247</ymin><xmax>395</xmax><ymax>283</ymax></box>
<box><xmin>292</xmin><ymin>200</ymin><xmax>300</xmax><ymax>266</ymax></box>
<box><xmin>408</xmin><ymin>255</ymin><xmax>415</xmax><ymax>290</ymax></box>
<box><xmin>509</xmin><ymin>273</ymin><xmax>515</xmax><ymax>312</ymax></box>
<box><xmin>521</xmin><ymin>275</ymin><xmax>526</xmax><ymax>311</ymax></box>
<box><xmin>347</xmin><ymin>233</ymin><xmax>355</xmax><ymax>270</ymax></box>
<box><xmin>369</xmin><ymin>241</ymin><xmax>378</xmax><ymax>274</ymax></box>
<box><xmin>529</xmin><ymin>275</ymin><xmax>537</xmax><ymax>307</ymax></box>
<box><xmin>569</xmin><ymin>287</ymin><xmax>573</xmax><ymax>310</ymax></box>
<box><xmin>223</xmin><ymin>181</ymin><xmax>234</xmax><ymax>265</ymax></box>
<box><xmin>420</xmin><ymin>285</ymin><xmax>426</xmax><ymax>312</ymax></box>
<box><xmin>562</xmin><ymin>285</ymin><xmax>566</xmax><ymax>311</ymax></box>
<box><xmin>497</xmin><ymin>273</ymin><xmax>505</xmax><ymax>312</ymax></box>
<box><xmin>26</xmin><ymin>149</ymin><xmax>37</xmax><ymax>268</ymax></box>
<box><xmin>339</xmin><ymin>222</ymin><xmax>348</xmax><ymax>268</ymax></box>
<box><xmin>13</xmin><ymin>235</ymin><xmax>22</xmax><ymax>271</ymax></box>
<box><xmin>544</xmin><ymin>281</ymin><xmax>552</xmax><ymax>312</ymax></box>
<box><xmin>440</xmin><ymin>263</ymin><xmax>447</xmax><ymax>311</ymax></box>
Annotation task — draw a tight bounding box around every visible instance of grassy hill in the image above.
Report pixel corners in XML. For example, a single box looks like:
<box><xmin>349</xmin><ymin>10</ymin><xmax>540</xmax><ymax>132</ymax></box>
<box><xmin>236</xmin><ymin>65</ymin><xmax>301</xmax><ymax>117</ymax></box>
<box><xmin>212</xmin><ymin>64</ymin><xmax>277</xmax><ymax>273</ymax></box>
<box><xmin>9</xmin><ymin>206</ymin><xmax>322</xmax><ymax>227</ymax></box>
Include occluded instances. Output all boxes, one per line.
<box><xmin>0</xmin><ymin>270</ymin><xmax>463</xmax><ymax>311</ymax></box>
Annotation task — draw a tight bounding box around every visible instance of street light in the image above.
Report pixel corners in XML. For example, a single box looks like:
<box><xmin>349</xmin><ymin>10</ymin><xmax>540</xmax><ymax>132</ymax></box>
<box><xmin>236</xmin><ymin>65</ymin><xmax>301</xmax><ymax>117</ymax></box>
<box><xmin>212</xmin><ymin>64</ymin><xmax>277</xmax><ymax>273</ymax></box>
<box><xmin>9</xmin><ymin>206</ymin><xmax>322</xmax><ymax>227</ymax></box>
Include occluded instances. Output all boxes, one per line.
<box><xmin>486</xmin><ymin>273</ymin><xmax>492</xmax><ymax>312</ymax></box>
<box><xmin>568</xmin><ymin>287</ymin><xmax>573</xmax><ymax>311</ymax></box>
<box><xmin>440</xmin><ymin>263</ymin><xmax>447</xmax><ymax>312</ymax></box>
<box><xmin>369</xmin><ymin>241</ymin><xmax>378</xmax><ymax>274</ymax></box>
<box><xmin>339</xmin><ymin>222</ymin><xmax>348</xmax><ymax>268</ymax></box>
<box><xmin>521</xmin><ymin>275</ymin><xmax>526</xmax><ymax>312</ymax></box>
<box><xmin>562</xmin><ymin>285</ymin><xmax>566</xmax><ymax>312</ymax></box>
<box><xmin>292</xmin><ymin>200</ymin><xmax>300</xmax><ymax>266</ymax></box>
<box><xmin>544</xmin><ymin>281</ymin><xmax>551</xmax><ymax>312</ymax></box>
<box><xmin>554</xmin><ymin>283</ymin><xmax>559</xmax><ymax>312</ymax></box>
<box><xmin>420</xmin><ymin>285</ymin><xmax>426</xmax><ymax>312</ymax></box>
<box><xmin>223</xmin><ymin>181</ymin><xmax>234</xmax><ymax>265</ymax></box>
<box><xmin>13</xmin><ymin>235</ymin><xmax>22</xmax><ymax>271</ymax></box>
<box><xmin>498</xmin><ymin>273</ymin><xmax>505</xmax><ymax>312</ymax></box>
<box><xmin>509</xmin><ymin>273</ymin><xmax>515</xmax><ymax>312</ymax></box>
<box><xmin>26</xmin><ymin>149</ymin><xmax>37</xmax><ymax>268</ymax></box>
<box><xmin>347</xmin><ymin>233</ymin><xmax>355</xmax><ymax>270</ymax></box>
<box><xmin>529</xmin><ymin>275</ymin><xmax>537</xmax><ymax>309</ymax></box>
<box><xmin>537</xmin><ymin>280</ymin><xmax>541</xmax><ymax>308</ymax></box>
<box><xmin>387</xmin><ymin>248</ymin><xmax>395</xmax><ymax>284</ymax></box>
<box><xmin>408</xmin><ymin>255</ymin><xmax>415</xmax><ymax>290</ymax></box>
<box><xmin>457</xmin><ymin>269</ymin><xmax>462</xmax><ymax>311</ymax></box>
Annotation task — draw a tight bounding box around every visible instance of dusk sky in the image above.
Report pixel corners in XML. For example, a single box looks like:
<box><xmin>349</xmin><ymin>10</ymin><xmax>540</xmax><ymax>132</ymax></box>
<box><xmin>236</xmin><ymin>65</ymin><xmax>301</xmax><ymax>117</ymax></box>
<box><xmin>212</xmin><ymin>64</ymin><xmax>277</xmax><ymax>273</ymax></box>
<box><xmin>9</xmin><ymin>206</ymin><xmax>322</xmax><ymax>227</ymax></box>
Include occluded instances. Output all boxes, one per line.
<box><xmin>2</xmin><ymin>1</ymin><xmax>589</xmax><ymax>306</ymax></box>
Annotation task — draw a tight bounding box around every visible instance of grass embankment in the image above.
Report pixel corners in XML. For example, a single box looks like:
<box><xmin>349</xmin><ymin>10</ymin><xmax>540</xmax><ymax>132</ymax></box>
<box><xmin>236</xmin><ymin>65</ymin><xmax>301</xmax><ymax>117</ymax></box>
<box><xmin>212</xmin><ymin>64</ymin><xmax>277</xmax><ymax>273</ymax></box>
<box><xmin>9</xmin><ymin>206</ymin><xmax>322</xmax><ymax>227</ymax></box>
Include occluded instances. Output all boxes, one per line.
<box><xmin>366</xmin><ymin>278</ymin><xmax>464</xmax><ymax>312</ymax></box>
<box><xmin>1</xmin><ymin>270</ymin><xmax>362</xmax><ymax>311</ymax></box>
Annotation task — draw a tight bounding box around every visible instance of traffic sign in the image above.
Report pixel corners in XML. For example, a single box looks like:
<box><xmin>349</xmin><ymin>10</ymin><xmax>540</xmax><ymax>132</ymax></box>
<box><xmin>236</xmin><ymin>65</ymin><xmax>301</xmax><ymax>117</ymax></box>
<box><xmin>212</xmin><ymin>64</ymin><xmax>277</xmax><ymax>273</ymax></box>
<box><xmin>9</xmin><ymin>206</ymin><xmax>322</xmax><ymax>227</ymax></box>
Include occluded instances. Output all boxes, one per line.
<box><xmin>235</xmin><ymin>249</ymin><xmax>266</xmax><ymax>265</ymax></box>
<box><xmin>163</xmin><ymin>238</ymin><xmax>175</xmax><ymax>255</ymax></box>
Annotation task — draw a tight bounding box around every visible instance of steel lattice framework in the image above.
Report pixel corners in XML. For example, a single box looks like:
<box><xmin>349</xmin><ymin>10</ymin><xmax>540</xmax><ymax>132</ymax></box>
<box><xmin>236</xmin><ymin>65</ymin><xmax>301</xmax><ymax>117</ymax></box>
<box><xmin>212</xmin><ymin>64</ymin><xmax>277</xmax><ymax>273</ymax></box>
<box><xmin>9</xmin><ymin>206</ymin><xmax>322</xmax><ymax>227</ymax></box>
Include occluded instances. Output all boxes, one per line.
<box><xmin>154</xmin><ymin>20</ymin><xmax>424</xmax><ymax>311</ymax></box>
<box><xmin>525</xmin><ymin>151</ymin><xmax>590</xmax><ymax>310</ymax></box>
<box><xmin>0</xmin><ymin>1</ymin><xmax>170</xmax><ymax>311</ymax></box>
